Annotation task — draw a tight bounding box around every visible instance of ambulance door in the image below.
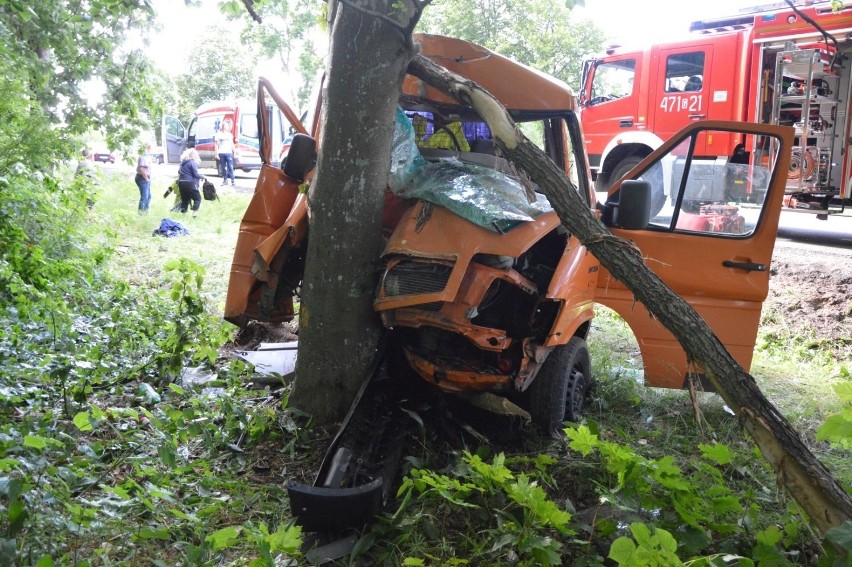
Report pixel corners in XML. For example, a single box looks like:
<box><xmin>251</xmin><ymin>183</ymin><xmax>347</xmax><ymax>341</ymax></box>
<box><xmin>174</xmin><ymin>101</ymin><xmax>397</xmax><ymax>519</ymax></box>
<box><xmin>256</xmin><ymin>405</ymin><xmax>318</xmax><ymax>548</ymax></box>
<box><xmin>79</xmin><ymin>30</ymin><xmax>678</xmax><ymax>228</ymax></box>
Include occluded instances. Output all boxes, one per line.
<box><xmin>653</xmin><ymin>46</ymin><xmax>713</xmax><ymax>154</ymax></box>
<box><xmin>595</xmin><ymin>120</ymin><xmax>793</xmax><ymax>389</ymax></box>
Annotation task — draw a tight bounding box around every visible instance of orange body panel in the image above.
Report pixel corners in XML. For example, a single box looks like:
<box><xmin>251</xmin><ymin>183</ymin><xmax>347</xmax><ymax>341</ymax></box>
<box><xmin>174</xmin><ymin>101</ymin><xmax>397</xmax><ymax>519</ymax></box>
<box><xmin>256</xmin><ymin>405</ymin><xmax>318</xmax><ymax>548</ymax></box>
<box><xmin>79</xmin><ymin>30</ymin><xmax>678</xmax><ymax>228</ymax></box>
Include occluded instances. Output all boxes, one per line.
<box><xmin>595</xmin><ymin>120</ymin><xmax>793</xmax><ymax>389</ymax></box>
<box><xmin>224</xmin><ymin>165</ymin><xmax>304</xmax><ymax>326</ymax></box>
<box><xmin>406</xmin><ymin>35</ymin><xmax>576</xmax><ymax>112</ymax></box>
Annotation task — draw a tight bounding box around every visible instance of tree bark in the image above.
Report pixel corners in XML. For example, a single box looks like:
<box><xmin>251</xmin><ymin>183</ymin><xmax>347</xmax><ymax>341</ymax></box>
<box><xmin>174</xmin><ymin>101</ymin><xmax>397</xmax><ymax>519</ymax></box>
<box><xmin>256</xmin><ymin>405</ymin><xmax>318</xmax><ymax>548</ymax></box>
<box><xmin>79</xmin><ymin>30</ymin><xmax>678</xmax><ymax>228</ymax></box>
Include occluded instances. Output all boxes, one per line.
<box><xmin>290</xmin><ymin>1</ymin><xmax>420</xmax><ymax>423</ymax></box>
<box><xmin>408</xmin><ymin>54</ymin><xmax>852</xmax><ymax>536</ymax></box>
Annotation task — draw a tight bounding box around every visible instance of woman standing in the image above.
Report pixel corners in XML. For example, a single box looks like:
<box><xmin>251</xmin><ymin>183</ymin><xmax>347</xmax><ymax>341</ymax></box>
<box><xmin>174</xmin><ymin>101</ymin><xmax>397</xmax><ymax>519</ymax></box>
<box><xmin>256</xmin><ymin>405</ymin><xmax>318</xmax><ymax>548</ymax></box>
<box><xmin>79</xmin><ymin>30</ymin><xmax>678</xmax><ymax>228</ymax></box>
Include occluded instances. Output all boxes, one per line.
<box><xmin>177</xmin><ymin>149</ymin><xmax>204</xmax><ymax>218</ymax></box>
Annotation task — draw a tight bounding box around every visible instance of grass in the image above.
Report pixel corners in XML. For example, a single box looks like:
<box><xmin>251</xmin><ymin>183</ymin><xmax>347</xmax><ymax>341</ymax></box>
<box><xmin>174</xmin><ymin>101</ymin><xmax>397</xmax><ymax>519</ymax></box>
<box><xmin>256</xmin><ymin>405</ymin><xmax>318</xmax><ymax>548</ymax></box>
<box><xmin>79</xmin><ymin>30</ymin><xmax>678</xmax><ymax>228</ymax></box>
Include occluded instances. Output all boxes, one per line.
<box><xmin>92</xmin><ymin>165</ymin><xmax>253</xmax><ymax>313</ymax></box>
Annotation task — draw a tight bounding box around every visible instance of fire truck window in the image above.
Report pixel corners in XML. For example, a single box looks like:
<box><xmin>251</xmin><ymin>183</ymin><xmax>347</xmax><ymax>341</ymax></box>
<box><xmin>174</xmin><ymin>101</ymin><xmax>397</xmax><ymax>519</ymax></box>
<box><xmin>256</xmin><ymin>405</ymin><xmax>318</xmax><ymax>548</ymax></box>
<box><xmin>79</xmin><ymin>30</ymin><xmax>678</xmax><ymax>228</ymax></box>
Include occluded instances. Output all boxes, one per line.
<box><xmin>590</xmin><ymin>59</ymin><xmax>636</xmax><ymax>104</ymax></box>
<box><xmin>664</xmin><ymin>52</ymin><xmax>705</xmax><ymax>93</ymax></box>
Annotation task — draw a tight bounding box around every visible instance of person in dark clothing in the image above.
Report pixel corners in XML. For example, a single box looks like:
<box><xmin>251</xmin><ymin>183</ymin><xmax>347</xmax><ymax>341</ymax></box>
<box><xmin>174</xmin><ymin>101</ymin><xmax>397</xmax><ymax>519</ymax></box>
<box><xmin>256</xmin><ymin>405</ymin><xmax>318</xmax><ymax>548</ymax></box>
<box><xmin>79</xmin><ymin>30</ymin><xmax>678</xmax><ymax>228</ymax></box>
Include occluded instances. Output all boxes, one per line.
<box><xmin>177</xmin><ymin>148</ymin><xmax>205</xmax><ymax>217</ymax></box>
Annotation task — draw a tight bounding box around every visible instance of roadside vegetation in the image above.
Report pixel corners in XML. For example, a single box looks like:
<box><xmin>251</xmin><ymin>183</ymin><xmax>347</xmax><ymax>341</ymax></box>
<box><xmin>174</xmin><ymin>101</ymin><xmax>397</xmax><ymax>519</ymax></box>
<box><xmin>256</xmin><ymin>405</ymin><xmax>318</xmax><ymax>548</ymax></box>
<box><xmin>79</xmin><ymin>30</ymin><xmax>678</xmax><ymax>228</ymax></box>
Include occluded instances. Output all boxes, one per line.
<box><xmin>1</xmin><ymin>164</ymin><xmax>849</xmax><ymax>565</ymax></box>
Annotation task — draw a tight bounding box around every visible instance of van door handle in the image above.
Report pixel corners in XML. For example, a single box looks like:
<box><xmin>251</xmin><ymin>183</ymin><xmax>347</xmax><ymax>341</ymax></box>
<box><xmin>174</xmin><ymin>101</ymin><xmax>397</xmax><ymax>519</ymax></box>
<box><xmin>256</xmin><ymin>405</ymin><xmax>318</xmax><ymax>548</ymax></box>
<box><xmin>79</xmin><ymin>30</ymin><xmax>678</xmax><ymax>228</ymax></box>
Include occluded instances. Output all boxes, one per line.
<box><xmin>688</xmin><ymin>114</ymin><xmax>706</xmax><ymax>120</ymax></box>
<box><xmin>723</xmin><ymin>260</ymin><xmax>767</xmax><ymax>272</ymax></box>
<box><xmin>619</xmin><ymin>119</ymin><xmax>633</xmax><ymax>127</ymax></box>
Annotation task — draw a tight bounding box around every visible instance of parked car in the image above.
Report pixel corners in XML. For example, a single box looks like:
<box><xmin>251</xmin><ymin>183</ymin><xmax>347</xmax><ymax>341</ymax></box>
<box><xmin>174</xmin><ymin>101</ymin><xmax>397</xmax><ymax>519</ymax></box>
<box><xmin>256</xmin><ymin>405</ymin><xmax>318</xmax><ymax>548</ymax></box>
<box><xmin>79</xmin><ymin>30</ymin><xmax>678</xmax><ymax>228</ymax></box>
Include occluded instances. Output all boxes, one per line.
<box><xmin>92</xmin><ymin>148</ymin><xmax>116</xmax><ymax>164</ymax></box>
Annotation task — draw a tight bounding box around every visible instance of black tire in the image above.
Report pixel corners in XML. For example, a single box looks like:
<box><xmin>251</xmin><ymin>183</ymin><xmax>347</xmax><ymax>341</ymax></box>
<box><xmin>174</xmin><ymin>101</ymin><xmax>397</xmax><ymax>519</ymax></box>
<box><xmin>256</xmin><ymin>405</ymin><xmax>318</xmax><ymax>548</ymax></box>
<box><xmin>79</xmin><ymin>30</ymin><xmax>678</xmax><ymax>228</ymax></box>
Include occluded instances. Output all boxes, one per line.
<box><xmin>528</xmin><ymin>337</ymin><xmax>591</xmax><ymax>436</ymax></box>
<box><xmin>608</xmin><ymin>155</ymin><xmax>666</xmax><ymax>217</ymax></box>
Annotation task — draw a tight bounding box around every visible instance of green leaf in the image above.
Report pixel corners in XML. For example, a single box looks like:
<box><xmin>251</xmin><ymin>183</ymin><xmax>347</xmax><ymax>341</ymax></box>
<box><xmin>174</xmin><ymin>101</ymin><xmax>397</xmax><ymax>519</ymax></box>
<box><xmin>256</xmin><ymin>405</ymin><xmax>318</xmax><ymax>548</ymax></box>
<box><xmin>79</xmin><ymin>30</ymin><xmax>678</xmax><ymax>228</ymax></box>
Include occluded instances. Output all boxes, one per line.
<box><xmin>267</xmin><ymin>524</ymin><xmax>301</xmax><ymax>554</ymax></box>
<box><xmin>73</xmin><ymin>412</ymin><xmax>94</xmax><ymax>431</ymax></box>
<box><xmin>402</xmin><ymin>559</ymin><xmax>426</xmax><ymax>566</ymax></box>
<box><xmin>0</xmin><ymin>477</ymin><xmax>23</xmax><ymax>501</ymax></box>
<box><xmin>137</xmin><ymin>526</ymin><xmax>170</xmax><ymax>540</ymax></box>
<box><xmin>699</xmin><ymin>442</ymin><xmax>734</xmax><ymax>465</ymax></box>
<box><xmin>37</xmin><ymin>556</ymin><xmax>55</xmax><ymax>567</ymax></box>
<box><xmin>630</xmin><ymin>522</ymin><xmax>654</xmax><ymax>549</ymax></box>
<box><xmin>158</xmin><ymin>442</ymin><xmax>176</xmax><ymax>469</ymax></box>
<box><xmin>566</xmin><ymin>425</ymin><xmax>598</xmax><ymax>456</ymax></box>
<box><xmin>710</xmin><ymin>496</ymin><xmax>743</xmax><ymax>516</ymax></box>
<box><xmin>609</xmin><ymin>537</ymin><xmax>637</xmax><ymax>565</ymax></box>
<box><xmin>23</xmin><ymin>435</ymin><xmax>48</xmax><ymax>450</ymax></box>
<box><xmin>8</xmin><ymin>500</ymin><xmax>27</xmax><ymax>535</ymax></box>
<box><xmin>825</xmin><ymin>520</ymin><xmax>852</xmax><ymax>551</ymax></box>
<box><xmin>206</xmin><ymin>526</ymin><xmax>242</xmax><ymax>551</ymax></box>
<box><xmin>833</xmin><ymin>381</ymin><xmax>852</xmax><ymax>403</ymax></box>
<box><xmin>757</xmin><ymin>525</ymin><xmax>783</xmax><ymax>547</ymax></box>
<box><xmin>816</xmin><ymin>414</ymin><xmax>852</xmax><ymax>447</ymax></box>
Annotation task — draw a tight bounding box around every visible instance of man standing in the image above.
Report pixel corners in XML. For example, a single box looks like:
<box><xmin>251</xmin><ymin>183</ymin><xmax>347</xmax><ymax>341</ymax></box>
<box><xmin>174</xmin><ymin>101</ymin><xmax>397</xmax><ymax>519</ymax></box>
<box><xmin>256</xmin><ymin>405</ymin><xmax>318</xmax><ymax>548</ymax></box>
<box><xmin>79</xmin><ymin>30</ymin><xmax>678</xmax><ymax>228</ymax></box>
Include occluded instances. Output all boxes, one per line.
<box><xmin>215</xmin><ymin>119</ymin><xmax>236</xmax><ymax>186</ymax></box>
<box><xmin>135</xmin><ymin>145</ymin><xmax>153</xmax><ymax>213</ymax></box>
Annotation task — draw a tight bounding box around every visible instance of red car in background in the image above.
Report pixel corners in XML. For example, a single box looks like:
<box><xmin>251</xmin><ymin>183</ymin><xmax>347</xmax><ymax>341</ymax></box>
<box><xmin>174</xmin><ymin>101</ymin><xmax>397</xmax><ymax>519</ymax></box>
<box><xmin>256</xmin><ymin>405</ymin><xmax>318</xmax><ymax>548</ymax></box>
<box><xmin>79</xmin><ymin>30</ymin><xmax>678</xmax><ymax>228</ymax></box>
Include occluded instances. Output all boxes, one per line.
<box><xmin>92</xmin><ymin>148</ymin><xmax>116</xmax><ymax>164</ymax></box>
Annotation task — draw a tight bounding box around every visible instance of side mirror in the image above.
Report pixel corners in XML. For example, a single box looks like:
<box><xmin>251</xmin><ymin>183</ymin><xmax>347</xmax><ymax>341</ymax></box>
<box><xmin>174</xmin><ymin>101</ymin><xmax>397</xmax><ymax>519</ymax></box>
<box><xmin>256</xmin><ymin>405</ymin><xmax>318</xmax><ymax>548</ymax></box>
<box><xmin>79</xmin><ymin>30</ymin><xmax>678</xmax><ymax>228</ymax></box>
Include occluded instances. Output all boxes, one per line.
<box><xmin>602</xmin><ymin>179</ymin><xmax>652</xmax><ymax>230</ymax></box>
<box><xmin>282</xmin><ymin>133</ymin><xmax>317</xmax><ymax>182</ymax></box>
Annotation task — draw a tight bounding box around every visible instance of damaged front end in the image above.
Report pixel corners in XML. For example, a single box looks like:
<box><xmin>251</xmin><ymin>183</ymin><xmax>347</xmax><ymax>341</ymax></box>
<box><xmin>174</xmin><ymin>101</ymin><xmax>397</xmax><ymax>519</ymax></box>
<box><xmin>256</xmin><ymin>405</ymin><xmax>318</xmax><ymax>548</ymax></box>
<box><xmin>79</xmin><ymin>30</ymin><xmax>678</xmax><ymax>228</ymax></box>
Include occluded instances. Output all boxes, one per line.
<box><xmin>373</xmin><ymin>102</ymin><xmax>598</xmax><ymax>398</ymax></box>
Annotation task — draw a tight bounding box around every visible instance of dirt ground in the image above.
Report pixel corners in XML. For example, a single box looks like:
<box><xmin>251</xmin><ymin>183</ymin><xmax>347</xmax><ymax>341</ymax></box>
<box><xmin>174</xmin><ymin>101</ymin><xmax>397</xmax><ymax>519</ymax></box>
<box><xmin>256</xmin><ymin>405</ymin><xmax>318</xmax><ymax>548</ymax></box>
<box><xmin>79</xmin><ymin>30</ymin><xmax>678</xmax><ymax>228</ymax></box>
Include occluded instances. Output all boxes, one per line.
<box><xmin>765</xmin><ymin>239</ymin><xmax>852</xmax><ymax>355</ymax></box>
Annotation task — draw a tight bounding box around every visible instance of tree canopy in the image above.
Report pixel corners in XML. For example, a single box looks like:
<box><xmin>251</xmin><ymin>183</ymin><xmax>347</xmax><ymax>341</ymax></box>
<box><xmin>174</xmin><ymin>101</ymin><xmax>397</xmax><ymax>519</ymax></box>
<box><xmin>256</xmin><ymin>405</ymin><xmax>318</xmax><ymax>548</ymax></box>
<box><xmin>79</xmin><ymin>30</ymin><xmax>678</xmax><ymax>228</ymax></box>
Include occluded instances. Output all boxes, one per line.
<box><xmin>174</xmin><ymin>23</ymin><xmax>257</xmax><ymax>118</ymax></box>
<box><xmin>417</xmin><ymin>0</ymin><xmax>605</xmax><ymax>89</ymax></box>
<box><xmin>0</xmin><ymin>0</ymin><xmax>164</xmax><ymax>156</ymax></box>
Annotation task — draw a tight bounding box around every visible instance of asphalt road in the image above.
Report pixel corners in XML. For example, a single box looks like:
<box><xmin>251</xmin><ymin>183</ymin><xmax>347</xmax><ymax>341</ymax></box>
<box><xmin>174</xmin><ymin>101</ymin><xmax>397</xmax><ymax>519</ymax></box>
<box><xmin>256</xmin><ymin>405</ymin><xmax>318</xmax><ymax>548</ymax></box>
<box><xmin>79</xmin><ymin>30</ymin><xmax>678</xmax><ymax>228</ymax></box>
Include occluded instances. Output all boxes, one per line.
<box><xmin>776</xmin><ymin>208</ymin><xmax>852</xmax><ymax>249</ymax></box>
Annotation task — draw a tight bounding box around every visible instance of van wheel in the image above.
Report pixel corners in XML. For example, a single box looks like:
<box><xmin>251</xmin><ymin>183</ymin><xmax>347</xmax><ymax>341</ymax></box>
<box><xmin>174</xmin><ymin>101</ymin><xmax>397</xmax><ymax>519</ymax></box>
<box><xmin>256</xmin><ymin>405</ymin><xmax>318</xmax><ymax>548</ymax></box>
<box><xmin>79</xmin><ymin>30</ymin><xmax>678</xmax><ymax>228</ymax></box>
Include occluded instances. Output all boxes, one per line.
<box><xmin>528</xmin><ymin>337</ymin><xmax>591</xmax><ymax>437</ymax></box>
<box><xmin>609</xmin><ymin>156</ymin><xmax>665</xmax><ymax>217</ymax></box>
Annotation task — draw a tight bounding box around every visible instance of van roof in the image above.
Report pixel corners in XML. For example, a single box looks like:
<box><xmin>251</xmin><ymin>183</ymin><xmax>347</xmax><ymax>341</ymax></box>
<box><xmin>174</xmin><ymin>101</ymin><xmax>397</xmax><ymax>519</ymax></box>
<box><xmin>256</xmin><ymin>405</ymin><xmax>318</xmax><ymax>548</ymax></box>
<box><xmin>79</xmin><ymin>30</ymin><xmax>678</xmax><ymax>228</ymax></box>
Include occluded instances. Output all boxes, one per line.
<box><xmin>405</xmin><ymin>34</ymin><xmax>576</xmax><ymax>113</ymax></box>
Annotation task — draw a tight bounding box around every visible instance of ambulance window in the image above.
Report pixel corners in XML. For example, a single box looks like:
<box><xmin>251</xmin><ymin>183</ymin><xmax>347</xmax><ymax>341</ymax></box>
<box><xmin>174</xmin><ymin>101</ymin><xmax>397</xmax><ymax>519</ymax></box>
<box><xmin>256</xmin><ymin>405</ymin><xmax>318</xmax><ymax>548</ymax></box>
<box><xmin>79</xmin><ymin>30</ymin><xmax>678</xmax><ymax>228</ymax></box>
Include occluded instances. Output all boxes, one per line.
<box><xmin>241</xmin><ymin>113</ymin><xmax>259</xmax><ymax>139</ymax></box>
<box><xmin>590</xmin><ymin>59</ymin><xmax>635</xmax><ymax>104</ymax></box>
<box><xmin>195</xmin><ymin>116</ymin><xmax>218</xmax><ymax>140</ymax></box>
<box><xmin>664</xmin><ymin>52</ymin><xmax>705</xmax><ymax>93</ymax></box>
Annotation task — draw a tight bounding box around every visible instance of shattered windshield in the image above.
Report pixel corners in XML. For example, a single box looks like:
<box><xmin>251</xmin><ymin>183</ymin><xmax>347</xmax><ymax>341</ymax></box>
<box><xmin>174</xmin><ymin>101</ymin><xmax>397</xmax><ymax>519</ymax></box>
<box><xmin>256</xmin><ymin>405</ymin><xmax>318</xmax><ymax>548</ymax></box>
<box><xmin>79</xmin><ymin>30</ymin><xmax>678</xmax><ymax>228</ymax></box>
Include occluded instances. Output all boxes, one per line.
<box><xmin>388</xmin><ymin>108</ymin><xmax>556</xmax><ymax>232</ymax></box>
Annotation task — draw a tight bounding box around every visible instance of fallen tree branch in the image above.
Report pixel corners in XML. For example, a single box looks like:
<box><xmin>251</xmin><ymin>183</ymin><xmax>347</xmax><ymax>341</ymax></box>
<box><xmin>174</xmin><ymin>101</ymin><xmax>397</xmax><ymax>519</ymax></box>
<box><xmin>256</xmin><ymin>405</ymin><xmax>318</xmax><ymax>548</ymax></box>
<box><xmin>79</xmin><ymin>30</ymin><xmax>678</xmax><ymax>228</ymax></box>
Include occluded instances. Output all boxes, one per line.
<box><xmin>407</xmin><ymin>52</ymin><xmax>852</xmax><ymax>538</ymax></box>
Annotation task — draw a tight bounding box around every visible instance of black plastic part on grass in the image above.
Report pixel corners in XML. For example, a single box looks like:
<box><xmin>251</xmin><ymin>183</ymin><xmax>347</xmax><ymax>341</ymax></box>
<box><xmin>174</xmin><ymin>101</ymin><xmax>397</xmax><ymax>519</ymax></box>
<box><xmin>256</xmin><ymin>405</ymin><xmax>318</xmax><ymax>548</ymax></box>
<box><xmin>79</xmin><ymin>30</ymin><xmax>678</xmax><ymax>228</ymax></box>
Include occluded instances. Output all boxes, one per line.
<box><xmin>287</xmin><ymin>477</ymin><xmax>384</xmax><ymax>532</ymax></box>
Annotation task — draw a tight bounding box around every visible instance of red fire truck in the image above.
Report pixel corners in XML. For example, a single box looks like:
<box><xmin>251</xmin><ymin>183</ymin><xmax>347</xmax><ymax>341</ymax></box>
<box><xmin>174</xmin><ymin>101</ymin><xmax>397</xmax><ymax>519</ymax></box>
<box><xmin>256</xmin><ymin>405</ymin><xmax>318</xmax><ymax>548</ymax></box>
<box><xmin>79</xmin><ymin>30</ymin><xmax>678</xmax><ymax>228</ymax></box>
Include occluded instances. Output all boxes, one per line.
<box><xmin>580</xmin><ymin>0</ymin><xmax>852</xmax><ymax>217</ymax></box>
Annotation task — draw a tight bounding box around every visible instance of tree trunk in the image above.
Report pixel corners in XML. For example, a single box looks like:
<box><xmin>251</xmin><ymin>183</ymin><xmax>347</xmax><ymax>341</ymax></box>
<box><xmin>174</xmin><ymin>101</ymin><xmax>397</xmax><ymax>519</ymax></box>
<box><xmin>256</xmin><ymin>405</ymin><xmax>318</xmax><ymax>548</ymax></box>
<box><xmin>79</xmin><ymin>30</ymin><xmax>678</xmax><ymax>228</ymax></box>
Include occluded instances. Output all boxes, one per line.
<box><xmin>407</xmin><ymin>54</ymin><xmax>852</xmax><ymax>537</ymax></box>
<box><xmin>290</xmin><ymin>1</ymin><xmax>419</xmax><ymax>423</ymax></box>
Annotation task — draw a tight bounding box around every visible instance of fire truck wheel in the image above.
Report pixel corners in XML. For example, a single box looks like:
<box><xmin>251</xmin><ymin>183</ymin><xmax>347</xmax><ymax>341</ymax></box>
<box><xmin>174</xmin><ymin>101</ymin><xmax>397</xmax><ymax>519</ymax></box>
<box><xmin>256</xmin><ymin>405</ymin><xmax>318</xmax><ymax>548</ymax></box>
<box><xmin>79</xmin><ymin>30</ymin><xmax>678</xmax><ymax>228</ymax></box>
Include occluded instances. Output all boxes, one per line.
<box><xmin>528</xmin><ymin>337</ymin><xmax>591</xmax><ymax>437</ymax></box>
<box><xmin>608</xmin><ymin>156</ymin><xmax>666</xmax><ymax>217</ymax></box>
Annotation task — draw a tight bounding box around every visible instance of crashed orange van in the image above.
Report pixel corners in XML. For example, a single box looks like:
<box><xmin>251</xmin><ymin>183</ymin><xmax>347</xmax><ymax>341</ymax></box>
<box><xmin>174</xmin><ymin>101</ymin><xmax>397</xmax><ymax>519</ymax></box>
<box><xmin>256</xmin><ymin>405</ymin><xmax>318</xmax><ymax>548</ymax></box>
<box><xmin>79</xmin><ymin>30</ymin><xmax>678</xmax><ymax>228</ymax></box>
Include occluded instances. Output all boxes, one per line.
<box><xmin>226</xmin><ymin>34</ymin><xmax>793</xmax><ymax>434</ymax></box>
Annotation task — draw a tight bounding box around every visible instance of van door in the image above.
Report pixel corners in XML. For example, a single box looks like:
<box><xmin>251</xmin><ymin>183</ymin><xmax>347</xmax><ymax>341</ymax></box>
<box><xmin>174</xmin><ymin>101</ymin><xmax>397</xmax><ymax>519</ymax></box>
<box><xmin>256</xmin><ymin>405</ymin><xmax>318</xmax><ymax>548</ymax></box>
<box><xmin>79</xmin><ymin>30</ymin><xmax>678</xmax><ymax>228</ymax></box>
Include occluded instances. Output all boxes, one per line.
<box><xmin>595</xmin><ymin>120</ymin><xmax>792</xmax><ymax>389</ymax></box>
<box><xmin>161</xmin><ymin>116</ymin><xmax>186</xmax><ymax>164</ymax></box>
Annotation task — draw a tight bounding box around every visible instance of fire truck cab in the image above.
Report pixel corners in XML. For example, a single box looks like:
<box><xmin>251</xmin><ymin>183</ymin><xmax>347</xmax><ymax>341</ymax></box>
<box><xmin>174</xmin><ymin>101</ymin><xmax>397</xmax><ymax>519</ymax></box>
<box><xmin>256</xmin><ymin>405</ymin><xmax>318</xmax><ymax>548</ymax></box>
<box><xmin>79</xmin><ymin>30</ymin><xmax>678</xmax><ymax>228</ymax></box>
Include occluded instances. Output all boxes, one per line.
<box><xmin>581</xmin><ymin>1</ymin><xmax>852</xmax><ymax>216</ymax></box>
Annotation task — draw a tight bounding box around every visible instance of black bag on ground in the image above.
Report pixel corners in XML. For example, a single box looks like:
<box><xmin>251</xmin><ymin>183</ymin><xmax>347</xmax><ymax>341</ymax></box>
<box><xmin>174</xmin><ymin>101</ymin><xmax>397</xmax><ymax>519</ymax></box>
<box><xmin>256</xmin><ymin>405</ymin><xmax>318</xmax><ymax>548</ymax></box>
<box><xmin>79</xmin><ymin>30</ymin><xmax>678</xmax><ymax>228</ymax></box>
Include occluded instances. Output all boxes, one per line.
<box><xmin>202</xmin><ymin>179</ymin><xmax>218</xmax><ymax>201</ymax></box>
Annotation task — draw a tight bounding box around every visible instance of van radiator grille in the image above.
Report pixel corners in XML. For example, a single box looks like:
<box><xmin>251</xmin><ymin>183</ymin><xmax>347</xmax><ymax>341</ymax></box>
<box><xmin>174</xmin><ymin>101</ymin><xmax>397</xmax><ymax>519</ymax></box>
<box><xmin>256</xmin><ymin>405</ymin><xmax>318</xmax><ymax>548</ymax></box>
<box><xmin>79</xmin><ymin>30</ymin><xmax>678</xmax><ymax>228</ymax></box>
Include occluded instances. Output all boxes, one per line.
<box><xmin>383</xmin><ymin>261</ymin><xmax>452</xmax><ymax>297</ymax></box>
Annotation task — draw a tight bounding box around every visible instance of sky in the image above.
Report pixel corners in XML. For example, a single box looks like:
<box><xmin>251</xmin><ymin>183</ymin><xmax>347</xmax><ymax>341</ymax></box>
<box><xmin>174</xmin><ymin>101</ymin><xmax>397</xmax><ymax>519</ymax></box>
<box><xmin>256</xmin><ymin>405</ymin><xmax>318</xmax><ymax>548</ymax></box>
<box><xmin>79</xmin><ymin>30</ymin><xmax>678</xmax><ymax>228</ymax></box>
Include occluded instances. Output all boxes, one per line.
<box><xmin>577</xmin><ymin>0</ymin><xmax>767</xmax><ymax>46</ymax></box>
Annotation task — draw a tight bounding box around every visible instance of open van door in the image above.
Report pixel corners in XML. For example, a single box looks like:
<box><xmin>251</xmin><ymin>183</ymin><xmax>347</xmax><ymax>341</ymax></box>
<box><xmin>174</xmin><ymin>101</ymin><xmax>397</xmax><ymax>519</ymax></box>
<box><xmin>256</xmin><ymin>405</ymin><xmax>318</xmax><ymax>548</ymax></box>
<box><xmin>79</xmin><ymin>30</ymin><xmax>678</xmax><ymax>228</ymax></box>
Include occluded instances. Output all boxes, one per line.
<box><xmin>161</xmin><ymin>115</ymin><xmax>186</xmax><ymax>164</ymax></box>
<box><xmin>596</xmin><ymin>120</ymin><xmax>793</xmax><ymax>390</ymax></box>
